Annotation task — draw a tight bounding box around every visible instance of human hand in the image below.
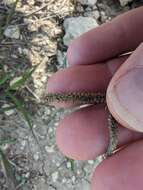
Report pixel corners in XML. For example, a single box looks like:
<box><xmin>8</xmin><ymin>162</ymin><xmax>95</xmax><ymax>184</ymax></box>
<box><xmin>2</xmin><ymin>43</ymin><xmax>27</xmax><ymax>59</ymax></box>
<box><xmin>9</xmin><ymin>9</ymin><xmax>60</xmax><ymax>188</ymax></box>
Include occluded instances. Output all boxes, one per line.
<box><xmin>47</xmin><ymin>7</ymin><xmax>143</xmax><ymax>190</ymax></box>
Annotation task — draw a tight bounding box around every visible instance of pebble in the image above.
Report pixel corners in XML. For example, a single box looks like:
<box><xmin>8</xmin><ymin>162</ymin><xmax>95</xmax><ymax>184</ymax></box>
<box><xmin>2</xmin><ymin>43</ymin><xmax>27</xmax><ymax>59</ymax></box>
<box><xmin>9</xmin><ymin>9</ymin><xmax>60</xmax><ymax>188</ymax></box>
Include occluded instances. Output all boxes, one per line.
<box><xmin>33</xmin><ymin>152</ymin><xmax>39</xmax><ymax>161</ymax></box>
<box><xmin>2</xmin><ymin>104</ymin><xmax>15</xmax><ymax>116</ymax></box>
<box><xmin>87</xmin><ymin>160</ymin><xmax>94</xmax><ymax>165</ymax></box>
<box><xmin>77</xmin><ymin>0</ymin><xmax>97</xmax><ymax>6</ymax></box>
<box><xmin>45</xmin><ymin>145</ymin><xmax>55</xmax><ymax>153</ymax></box>
<box><xmin>52</xmin><ymin>171</ymin><xmax>59</xmax><ymax>182</ymax></box>
<box><xmin>4</xmin><ymin>25</ymin><xmax>20</xmax><ymax>39</ymax></box>
<box><xmin>63</xmin><ymin>16</ymin><xmax>98</xmax><ymax>46</ymax></box>
<box><xmin>66</xmin><ymin>161</ymin><xmax>72</xmax><ymax>169</ymax></box>
<box><xmin>119</xmin><ymin>0</ymin><xmax>133</xmax><ymax>6</ymax></box>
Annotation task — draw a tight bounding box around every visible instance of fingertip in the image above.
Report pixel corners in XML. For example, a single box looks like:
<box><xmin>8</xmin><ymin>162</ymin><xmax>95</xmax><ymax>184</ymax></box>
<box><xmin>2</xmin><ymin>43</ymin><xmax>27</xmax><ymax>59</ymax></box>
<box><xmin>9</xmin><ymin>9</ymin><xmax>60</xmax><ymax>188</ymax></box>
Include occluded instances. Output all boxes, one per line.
<box><xmin>91</xmin><ymin>140</ymin><xmax>143</xmax><ymax>190</ymax></box>
<box><xmin>56</xmin><ymin>105</ymin><xmax>109</xmax><ymax>160</ymax></box>
<box><xmin>107</xmin><ymin>43</ymin><xmax>143</xmax><ymax>133</ymax></box>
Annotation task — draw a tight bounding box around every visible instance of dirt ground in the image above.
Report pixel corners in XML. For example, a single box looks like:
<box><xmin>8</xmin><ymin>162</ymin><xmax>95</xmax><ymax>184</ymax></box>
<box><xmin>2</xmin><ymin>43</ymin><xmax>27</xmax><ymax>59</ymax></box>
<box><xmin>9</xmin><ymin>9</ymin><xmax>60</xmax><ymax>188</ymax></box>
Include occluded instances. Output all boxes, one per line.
<box><xmin>0</xmin><ymin>0</ymin><xmax>143</xmax><ymax>189</ymax></box>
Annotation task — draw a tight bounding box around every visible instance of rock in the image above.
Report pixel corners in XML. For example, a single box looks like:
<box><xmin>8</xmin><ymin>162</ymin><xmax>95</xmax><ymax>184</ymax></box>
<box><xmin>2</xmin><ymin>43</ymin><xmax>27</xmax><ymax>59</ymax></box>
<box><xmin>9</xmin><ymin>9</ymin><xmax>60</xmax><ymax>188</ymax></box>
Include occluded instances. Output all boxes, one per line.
<box><xmin>57</xmin><ymin>50</ymin><xmax>67</xmax><ymax>69</ymax></box>
<box><xmin>77</xmin><ymin>0</ymin><xmax>97</xmax><ymax>6</ymax></box>
<box><xmin>87</xmin><ymin>160</ymin><xmax>94</xmax><ymax>164</ymax></box>
<box><xmin>33</xmin><ymin>152</ymin><xmax>39</xmax><ymax>161</ymax></box>
<box><xmin>52</xmin><ymin>171</ymin><xmax>59</xmax><ymax>182</ymax></box>
<box><xmin>4</xmin><ymin>0</ymin><xmax>16</xmax><ymax>6</ymax></box>
<box><xmin>45</xmin><ymin>145</ymin><xmax>55</xmax><ymax>153</ymax></box>
<box><xmin>4</xmin><ymin>25</ymin><xmax>20</xmax><ymax>39</ymax></box>
<box><xmin>2</xmin><ymin>104</ymin><xmax>15</xmax><ymax>116</ymax></box>
<box><xmin>63</xmin><ymin>17</ymin><xmax>98</xmax><ymax>46</ymax></box>
<box><xmin>84</xmin><ymin>8</ymin><xmax>100</xmax><ymax>19</ymax></box>
<box><xmin>119</xmin><ymin>0</ymin><xmax>133</xmax><ymax>6</ymax></box>
<box><xmin>66</xmin><ymin>161</ymin><xmax>72</xmax><ymax>169</ymax></box>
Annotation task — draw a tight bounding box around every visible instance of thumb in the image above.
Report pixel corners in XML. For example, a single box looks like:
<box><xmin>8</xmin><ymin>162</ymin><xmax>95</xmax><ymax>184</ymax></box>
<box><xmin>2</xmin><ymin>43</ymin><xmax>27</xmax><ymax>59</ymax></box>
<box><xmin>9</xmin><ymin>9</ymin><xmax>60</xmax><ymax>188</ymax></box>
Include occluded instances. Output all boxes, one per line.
<box><xmin>107</xmin><ymin>43</ymin><xmax>143</xmax><ymax>132</ymax></box>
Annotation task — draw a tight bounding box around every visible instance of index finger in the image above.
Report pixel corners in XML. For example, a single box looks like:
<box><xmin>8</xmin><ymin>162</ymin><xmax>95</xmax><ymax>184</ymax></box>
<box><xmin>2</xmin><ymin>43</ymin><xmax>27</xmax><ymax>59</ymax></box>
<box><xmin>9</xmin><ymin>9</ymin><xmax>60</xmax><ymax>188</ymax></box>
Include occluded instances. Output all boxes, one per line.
<box><xmin>68</xmin><ymin>7</ymin><xmax>143</xmax><ymax>65</ymax></box>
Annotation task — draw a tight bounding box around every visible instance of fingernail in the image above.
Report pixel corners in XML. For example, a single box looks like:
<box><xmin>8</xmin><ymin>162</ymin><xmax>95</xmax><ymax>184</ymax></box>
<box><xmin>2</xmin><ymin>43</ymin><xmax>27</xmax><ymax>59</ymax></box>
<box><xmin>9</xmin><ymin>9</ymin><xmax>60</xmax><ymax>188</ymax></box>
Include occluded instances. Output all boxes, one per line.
<box><xmin>107</xmin><ymin>44</ymin><xmax>143</xmax><ymax>132</ymax></box>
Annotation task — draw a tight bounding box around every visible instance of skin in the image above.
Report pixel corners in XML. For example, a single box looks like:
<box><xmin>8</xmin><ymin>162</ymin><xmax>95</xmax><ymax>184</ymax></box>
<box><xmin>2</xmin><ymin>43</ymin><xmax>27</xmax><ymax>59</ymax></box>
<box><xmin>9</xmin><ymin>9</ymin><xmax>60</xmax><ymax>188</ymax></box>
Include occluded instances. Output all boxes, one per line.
<box><xmin>47</xmin><ymin>7</ymin><xmax>143</xmax><ymax>190</ymax></box>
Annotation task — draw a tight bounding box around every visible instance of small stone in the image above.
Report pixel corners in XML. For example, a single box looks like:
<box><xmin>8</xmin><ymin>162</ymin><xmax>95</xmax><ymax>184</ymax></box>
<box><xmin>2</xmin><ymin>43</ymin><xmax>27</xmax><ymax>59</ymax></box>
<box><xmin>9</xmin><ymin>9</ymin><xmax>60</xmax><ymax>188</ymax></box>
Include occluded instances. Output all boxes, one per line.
<box><xmin>33</xmin><ymin>124</ymin><xmax>37</xmax><ymax>129</ymax></box>
<box><xmin>48</xmin><ymin>127</ymin><xmax>53</xmax><ymax>134</ymax></box>
<box><xmin>22</xmin><ymin>48</ymin><xmax>29</xmax><ymax>56</ymax></box>
<box><xmin>77</xmin><ymin>0</ymin><xmax>97</xmax><ymax>6</ymax></box>
<box><xmin>33</xmin><ymin>153</ymin><xmax>39</xmax><ymax>161</ymax></box>
<box><xmin>56</xmin><ymin>162</ymin><xmax>60</xmax><ymax>167</ymax></box>
<box><xmin>28</xmin><ymin>0</ymin><xmax>35</xmax><ymax>5</ymax></box>
<box><xmin>27</xmin><ymin>23</ymin><xmax>38</xmax><ymax>32</ymax></box>
<box><xmin>52</xmin><ymin>171</ymin><xmax>58</xmax><ymax>182</ymax></box>
<box><xmin>20</xmin><ymin>140</ymin><xmax>26</xmax><ymax>150</ymax></box>
<box><xmin>45</xmin><ymin>109</ymin><xmax>51</xmax><ymax>115</ymax></box>
<box><xmin>84</xmin><ymin>9</ymin><xmax>100</xmax><ymax>20</ymax></box>
<box><xmin>66</xmin><ymin>161</ymin><xmax>72</xmax><ymax>168</ymax></box>
<box><xmin>45</xmin><ymin>146</ymin><xmax>55</xmax><ymax>153</ymax></box>
<box><xmin>72</xmin><ymin>176</ymin><xmax>76</xmax><ymax>183</ymax></box>
<box><xmin>57</xmin><ymin>50</ymin><xmax>67</xmax><ymax>69</ymax></box>
<box><xmin>2</xmin><ymin>104</ymin><xmax>15</xmax><ymax>116</ymax></box>
<box><xmin>88</xmin><ymin>160</ymin><xmax>94</xmax><ymax>164</ymax></box>
<box><xmin>62</xmin><ymin>178</ymin><xmax>66</xmax><ymax>183</ymax></box>
<box><xmin>119</xmin><ymin>0</ymin><xmax>133</xmax><ymax>6</ymax></box>
<box><xmin>63</xmin><ymin>17</ymin><xmax>98</xmax><ymax>46</ymax></box>
<box><xmin>54</xmin><ymin>122</ymin><xmax>58</xmax><ymax>127</ymax></box>
<box><xmin>25</xmin><ymin>172</ymin><xmax>30</xmax><ymax>178</ymax></box>
<box><xmin>11</xmin><ymin>54</ymin><xmax>18</xmax><ymax>58</ymax></box>
<box><xmin>4</xmin><ymin>25</ymin><xmax>20</xmax><ymax>39</ymax></box>
<box><xmin>18</xmin><ymin>47</ymin><xmax>29</xmax><ymax>56</ymax></box>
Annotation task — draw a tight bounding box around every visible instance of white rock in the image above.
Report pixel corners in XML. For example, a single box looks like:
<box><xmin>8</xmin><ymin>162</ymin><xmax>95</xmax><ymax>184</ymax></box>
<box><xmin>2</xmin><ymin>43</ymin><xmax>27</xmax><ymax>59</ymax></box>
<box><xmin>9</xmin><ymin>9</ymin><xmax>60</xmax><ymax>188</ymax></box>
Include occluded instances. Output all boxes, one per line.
<box><xmin>72</xmin><ymin>176</ymin><xmax>76</xmax><ymax>183</ymax></box>
<box><xmin>2</xmin><ymin>104</ymin><xmax>15</xmax><ymax>116</ymax></box>
<box><xmin>77</xmin><ymin>0</ymin><xmax>97</xmax><ymax>6</ymax></box>
<box><xmin>66</xmin><ymin>161</ymin><xmax>72</xmax><ymax>168</ymax></box>
<box><xmin>119</xmin><ymin>0</ymin><xmax>133</xmax><ymax>6</ymax></box>
<box><xmin>63</xmin><ymin>17</ymin><xmax>98</xmax><ymax>46</ymax></box>
<box><xmin>45</xmin><ymin>145</ymin><xmax>55</xmax><ymax>153</ymax></box>
<box><xmin>20</xmin><ymin>140</ymin><xmax>26</xmax><ymax>150</ymax></box>
<box><xmin>4</xmin><ymin>25</ymin><xmax>20</xmax><ymax>39</ymax></box>
<box><xmin>57</xmin><ymin>50</ymin><xmax>67</xmax><ymax>68</ymax></box>
<box><xmin>88</xmin><ymin>160</ymin><xmax>94</xmax><ymax>164</ymax></box>
<box><xmin>52</xmin><ymin>171</ymin><xmax>58</xmax><ymax>182</ymax></box>
<box><xmin>33</xmin><ymin>152</ymin><xmax>39</xmax><ymax>161</ymax></box>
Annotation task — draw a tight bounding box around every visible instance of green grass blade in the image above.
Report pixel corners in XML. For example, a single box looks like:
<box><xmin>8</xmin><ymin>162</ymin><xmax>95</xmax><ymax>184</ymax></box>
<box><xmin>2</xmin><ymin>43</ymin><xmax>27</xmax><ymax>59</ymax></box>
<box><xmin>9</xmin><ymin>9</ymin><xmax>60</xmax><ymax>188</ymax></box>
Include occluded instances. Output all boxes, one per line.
<box><xmin>0</xmin><ymin>73</ymin><xmax>11</xmax><ymax>86</ymax></box>
<box><xmin>0</xmin><ymin>63</ymin><xmax>4</xmax><ymax>69</ymax></box>
<box><xmin>6</xmin><ymin>92</ymin><xmax>33</xmax><ymax>129</ymax></box>
<box><xmin>22</xmin><ymin>65</ymin><xmax>37</xmax><ymax>80</ymax></box>
<box><xmin>9</xmin><ymin>77</ymin><xmax>26</xmax><ymax>90</ymax></box>
<box><xmin>9</xmin><ymin>65</ymin><xmax>37</xmax><ymax>90</ymax></box>
<box><xmin>0</xmin><ymin>148</ymin><xmax>17</xmax><ymax>190</ymax></box>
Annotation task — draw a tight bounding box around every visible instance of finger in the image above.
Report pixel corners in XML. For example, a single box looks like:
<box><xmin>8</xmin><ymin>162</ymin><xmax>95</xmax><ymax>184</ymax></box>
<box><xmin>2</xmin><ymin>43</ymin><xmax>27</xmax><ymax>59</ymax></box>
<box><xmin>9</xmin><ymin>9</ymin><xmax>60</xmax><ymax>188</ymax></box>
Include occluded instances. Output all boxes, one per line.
<box><xmin>47</xmin><ymin>57</ymin><xmax>127</xmax><ymax>107</ymax></box>
<box><xmin>107</xmin><ymin>43</ymin><xmax>143</xmax><ymax>132</ymax></box>
<box><xmin>56</xmin><ymin>105</ymin><xmax>143</xmax><ymax>160</ymax></box>
<box><xmin>91</xmin><ymin>139</ymin><xmax>143</xmax><ymax>190</ymax></box>
<box><xmin>67</xmin><ymin>7</ymin><xmax>143</xmax><ymax>65</ymax></box>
